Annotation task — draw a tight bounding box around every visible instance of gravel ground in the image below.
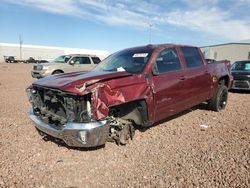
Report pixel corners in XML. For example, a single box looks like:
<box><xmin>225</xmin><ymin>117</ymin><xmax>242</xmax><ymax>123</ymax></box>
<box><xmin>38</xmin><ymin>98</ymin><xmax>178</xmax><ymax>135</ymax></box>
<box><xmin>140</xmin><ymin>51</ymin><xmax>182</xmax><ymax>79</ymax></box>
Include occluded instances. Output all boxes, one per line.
<box><xmin>0</xmin><ymin>63</ymin><xmax>249</xmax><ymax>188</ymax></box>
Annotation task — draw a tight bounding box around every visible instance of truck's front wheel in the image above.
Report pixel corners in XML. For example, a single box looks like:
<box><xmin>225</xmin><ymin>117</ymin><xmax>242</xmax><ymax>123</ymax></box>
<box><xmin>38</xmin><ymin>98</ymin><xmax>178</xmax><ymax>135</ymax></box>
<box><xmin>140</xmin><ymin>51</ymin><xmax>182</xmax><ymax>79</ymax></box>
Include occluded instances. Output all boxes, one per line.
<box><xmin>52</xmin><ymin>70</ymin><xmax>63</xmax><ymax>75</ymax></box>
<box><xmin>108</xmin><ymin>117</ymin><xmax>135</xmax><ymax>145</ymax></box>
<box><xmin>208</xmin><ymin>85</ymin><xmax>228</xmax><ymax>111</ymax></box>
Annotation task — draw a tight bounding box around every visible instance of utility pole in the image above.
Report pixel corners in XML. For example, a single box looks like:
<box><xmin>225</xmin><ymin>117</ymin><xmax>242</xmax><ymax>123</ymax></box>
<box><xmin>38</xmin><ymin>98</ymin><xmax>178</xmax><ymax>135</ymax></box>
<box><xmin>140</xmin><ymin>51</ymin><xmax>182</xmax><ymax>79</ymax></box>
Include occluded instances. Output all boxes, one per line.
<box><xmin>19</xmin><ymin>34</ymin><xmax>23</xmax><ymax>60</ymax></box>
<box><xmin>149</xmin><ymin>23</ymin><xmax>153</xmax><ymax>44</ymax></box>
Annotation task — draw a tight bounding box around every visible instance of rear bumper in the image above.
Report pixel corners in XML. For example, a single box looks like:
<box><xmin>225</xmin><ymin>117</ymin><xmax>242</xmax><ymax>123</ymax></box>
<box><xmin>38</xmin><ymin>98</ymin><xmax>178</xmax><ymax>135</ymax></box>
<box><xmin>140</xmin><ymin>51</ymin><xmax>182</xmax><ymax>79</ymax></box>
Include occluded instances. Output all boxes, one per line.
<box><xmin>29</xmin><ymin>110</ymin><xmax>110</xmax><ymax>147</ymax></box>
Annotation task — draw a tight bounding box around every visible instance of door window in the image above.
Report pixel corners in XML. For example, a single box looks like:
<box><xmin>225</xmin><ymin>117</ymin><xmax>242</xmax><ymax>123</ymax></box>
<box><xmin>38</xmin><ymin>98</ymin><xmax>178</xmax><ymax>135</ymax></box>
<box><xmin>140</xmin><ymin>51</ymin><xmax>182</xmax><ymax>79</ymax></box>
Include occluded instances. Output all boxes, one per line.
<box><xmin>154</xmin><ymin>48</ymin><xmax>181</xmax><ymax>74</ymax></box>
<box><xmin>70</xmin><ymin>57</ymin><xmax>81</xmax><ymax>64</ymax></box>
<box><xmin>79</xmin><ymin>57</ymin><xmax>91</xmax><ymax>64</ymax></box>
<box><xmin>70</xmin><ymin>57</ymin><xmax>91</xmax><ymax>64</ymax></box>
<box><xmin>182</xmin><ymin>47</ymin><xmax>203</xmax><ymax>68</ymax></box>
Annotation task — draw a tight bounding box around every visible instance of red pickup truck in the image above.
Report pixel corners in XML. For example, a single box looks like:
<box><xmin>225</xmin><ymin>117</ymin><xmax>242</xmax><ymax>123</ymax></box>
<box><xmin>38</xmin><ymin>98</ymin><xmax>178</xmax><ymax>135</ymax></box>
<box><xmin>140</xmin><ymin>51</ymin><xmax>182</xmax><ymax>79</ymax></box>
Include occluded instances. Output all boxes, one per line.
<box><xmin>27</xmin><ymin>44</ymin><xmax>233</xmax><ymax>147</ymax></box>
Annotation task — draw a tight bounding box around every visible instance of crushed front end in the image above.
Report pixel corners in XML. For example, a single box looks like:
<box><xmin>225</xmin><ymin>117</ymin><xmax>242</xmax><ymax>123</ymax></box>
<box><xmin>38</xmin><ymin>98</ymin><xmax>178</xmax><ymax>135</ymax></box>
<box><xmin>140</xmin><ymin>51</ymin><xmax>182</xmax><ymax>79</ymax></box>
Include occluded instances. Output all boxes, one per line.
<box><xmin>26</xmin><ymin>86</ymin><xmax>109</xmax><ymax>147</ymax></box>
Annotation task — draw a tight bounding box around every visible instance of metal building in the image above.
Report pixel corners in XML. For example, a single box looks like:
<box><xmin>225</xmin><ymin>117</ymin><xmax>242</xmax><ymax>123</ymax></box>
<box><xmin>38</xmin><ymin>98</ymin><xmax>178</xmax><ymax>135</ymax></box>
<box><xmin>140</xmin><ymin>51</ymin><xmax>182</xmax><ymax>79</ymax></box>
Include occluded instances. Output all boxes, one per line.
<box><xmin>0</xmin><ymin>43</ymin><xmax>109</xmax><ymax>63</ymax></box>
<box><xmin>201</xmin><ymin>42</ymin><xmax>250</xmax><ymax>64</ymax></box>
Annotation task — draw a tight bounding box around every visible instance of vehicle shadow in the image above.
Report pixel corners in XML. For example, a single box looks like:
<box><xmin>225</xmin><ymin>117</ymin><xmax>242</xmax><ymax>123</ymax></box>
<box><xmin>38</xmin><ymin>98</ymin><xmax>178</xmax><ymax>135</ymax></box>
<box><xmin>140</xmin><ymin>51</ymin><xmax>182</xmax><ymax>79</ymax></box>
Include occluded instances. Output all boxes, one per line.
<box><xmin>36</xmin><ymin>103</ymin><xmax>210</xmax><ymax>150</ymax></box>
<box><xmin>138</xmin><ymin>102</ymin><xmax>209</xmax><ymax>132</ymax></box>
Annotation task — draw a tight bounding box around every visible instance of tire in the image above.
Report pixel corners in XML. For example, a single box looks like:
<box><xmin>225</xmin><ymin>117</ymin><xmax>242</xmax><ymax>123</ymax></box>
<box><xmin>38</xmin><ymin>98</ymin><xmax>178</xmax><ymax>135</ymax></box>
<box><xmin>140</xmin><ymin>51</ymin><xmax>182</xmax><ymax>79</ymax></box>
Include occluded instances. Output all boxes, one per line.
<box><xmin>208</xmin><ymin>85</ymin><xmax>228</xmax><ymax>111</ymax></box>
<box><xmin>52</xmin><ymin>70</ymin><xmax>63</xmax><ymax>75</ymax></box>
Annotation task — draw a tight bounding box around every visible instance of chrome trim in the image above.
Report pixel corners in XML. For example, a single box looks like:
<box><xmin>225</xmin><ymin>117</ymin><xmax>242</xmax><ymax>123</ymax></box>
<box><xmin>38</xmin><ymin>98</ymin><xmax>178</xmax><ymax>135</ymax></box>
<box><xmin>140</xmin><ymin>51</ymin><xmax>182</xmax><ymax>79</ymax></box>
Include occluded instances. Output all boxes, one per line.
<box><xmin>31</xmin><ymin>71</ymin><xmax>43</xmax><ymax>78</ymax></box>
<box><xmin>231</xmin><ymin>80</ymin><xmax>250</xmax><ymax>90</ymax></box>
<box><xmin>29</xmin><ymin>110</ymin><xmax>110</xmax><ymax>147</ymax></box>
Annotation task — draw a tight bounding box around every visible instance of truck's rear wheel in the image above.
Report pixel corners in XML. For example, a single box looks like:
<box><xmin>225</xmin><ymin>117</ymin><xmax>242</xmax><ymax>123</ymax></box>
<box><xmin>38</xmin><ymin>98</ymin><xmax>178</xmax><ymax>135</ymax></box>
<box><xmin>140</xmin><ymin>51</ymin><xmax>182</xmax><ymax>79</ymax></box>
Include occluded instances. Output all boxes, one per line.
<box><xmin>208</xmin><ymin>85</ymin><xmax>228</xmax><ymax>111</ymax></box>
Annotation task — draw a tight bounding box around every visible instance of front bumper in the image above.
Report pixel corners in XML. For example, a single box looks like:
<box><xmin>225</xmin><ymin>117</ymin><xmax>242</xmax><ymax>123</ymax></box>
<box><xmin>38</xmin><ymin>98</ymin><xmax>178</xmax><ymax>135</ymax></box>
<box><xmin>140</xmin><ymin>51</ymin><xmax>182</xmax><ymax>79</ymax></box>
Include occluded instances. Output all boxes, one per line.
<box><xmin>231</xmin><ymin>80</ymin><xmax>250</xmax><ymax>90</ymax></box>
<box><xmin>31</xmin><ymin>71</ymin><xmax>44</xmax><ymax>78</ymax></box>
<box><xmin>29</xmin><ymin>110</ymin><xmax>110</xmax><ymax>147</ymax></box>
<box><xmin>31</xmin><ymin>70</ymin><xmax>50</xmax><ymax>78</ymax></box>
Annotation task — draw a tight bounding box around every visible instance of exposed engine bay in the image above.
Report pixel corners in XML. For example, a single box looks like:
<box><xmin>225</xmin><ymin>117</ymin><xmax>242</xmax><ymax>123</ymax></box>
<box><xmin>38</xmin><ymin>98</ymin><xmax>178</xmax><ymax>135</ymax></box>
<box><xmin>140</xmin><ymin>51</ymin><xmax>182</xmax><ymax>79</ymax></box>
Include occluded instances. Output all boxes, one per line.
<box><xmin>27</xmin><ymin>86</ymin><xmax>92</xmax><ymax>128</ymax></box>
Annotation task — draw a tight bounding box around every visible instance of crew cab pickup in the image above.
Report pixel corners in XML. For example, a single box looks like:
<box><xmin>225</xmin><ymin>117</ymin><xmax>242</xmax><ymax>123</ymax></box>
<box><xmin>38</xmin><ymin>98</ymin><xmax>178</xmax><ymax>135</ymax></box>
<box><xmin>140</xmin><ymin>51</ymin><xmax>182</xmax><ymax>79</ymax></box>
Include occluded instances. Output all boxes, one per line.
<box><xmin>27</xmin><ymin>44</ymin><xmax>233</xmax><ymax>148</ymax></box>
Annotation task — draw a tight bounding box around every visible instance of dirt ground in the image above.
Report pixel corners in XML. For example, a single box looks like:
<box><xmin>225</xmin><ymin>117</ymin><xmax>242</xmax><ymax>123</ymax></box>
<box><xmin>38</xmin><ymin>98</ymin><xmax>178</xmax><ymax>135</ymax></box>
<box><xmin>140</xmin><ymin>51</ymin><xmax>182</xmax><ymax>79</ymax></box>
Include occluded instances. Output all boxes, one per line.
<box><xmin>0</xmin><ymin>63</ymin><xmax>249</xmax><ymax>188</ymax></box>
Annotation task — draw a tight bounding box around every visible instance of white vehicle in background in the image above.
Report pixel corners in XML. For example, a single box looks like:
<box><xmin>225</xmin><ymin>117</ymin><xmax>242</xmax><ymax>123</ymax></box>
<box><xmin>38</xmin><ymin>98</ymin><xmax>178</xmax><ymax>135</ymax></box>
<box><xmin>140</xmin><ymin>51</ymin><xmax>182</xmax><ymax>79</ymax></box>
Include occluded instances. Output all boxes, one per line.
<box><xmin>31</xmin><ymin>54</ymin><xmax>101</xmax><ymax>78</ymax></box>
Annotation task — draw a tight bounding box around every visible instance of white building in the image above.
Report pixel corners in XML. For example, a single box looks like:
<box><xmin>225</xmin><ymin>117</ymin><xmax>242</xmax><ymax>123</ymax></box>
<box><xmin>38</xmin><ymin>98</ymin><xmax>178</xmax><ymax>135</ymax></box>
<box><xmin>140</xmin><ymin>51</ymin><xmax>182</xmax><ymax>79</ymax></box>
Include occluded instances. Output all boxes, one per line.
<box><xmin>201</xmin><ymin>41</ymin><xmax>250</xmax><ymax>64</ymax></box>
<box><xmin>0</xmin><ymin>43</ymin><xmax>109</xmax><ymax>63</ymax></box>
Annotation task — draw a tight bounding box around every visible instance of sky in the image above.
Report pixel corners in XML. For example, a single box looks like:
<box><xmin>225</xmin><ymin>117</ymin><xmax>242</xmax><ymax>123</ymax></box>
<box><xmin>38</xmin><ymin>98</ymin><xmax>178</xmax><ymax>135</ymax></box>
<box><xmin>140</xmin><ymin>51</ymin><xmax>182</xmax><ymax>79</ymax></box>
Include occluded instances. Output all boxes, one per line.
<box><xmin>0</xmin><ymin>0</ymin><xmax>250</xmax><ymax>53</ymax></box>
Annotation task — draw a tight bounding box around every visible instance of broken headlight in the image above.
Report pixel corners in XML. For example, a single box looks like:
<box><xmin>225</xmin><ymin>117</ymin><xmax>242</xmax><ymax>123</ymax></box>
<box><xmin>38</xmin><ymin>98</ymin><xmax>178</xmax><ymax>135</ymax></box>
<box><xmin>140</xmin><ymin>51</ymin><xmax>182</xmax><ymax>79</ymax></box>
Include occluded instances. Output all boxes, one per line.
<box><xmin>80</xmin><ymin>100</ymin><xmax>92</xmax><ymax>121</ymax></box>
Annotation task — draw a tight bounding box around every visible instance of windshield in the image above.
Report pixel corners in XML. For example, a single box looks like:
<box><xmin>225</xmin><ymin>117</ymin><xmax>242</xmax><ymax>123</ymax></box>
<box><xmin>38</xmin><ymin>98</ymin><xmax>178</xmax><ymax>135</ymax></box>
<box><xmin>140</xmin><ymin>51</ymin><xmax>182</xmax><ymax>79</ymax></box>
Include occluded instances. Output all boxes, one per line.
<box><xmin>94</xmin><ymin>48</ymin><xmax>153</xmax><ymax>74</ymax></box>
<box><xmin>231</xmin><ymin>61</ymin><xmax>250</xmax><ymax>71</ymax></box>
<box><xmin>53</xmin><ymin>55</ymin><xmax>71</xmax><ymax>63</ymax></box>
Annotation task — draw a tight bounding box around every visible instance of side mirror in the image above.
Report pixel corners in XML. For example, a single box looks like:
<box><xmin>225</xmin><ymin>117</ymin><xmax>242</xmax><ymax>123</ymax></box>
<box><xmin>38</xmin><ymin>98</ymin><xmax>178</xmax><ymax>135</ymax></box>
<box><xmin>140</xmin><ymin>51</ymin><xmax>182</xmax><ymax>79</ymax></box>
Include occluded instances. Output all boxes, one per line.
<box><xmin>69</xmin><ymin>60</ymin><xmax>75</xmax><ymax>65</ymax></box>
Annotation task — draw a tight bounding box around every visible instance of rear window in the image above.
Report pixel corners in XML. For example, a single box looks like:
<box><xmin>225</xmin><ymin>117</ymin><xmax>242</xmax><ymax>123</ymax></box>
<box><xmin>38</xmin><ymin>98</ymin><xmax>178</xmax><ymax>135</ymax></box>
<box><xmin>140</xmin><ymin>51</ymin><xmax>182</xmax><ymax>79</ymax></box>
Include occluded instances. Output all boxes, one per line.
<box><xmin>182</xmin><ymin>47</ymin><xmax>203</xmax><ymax>68</ymax></box>
<box><xmin>92</xmin><ymin>57</ymin><xmax>101</xmax><ymax>64</ymax></box>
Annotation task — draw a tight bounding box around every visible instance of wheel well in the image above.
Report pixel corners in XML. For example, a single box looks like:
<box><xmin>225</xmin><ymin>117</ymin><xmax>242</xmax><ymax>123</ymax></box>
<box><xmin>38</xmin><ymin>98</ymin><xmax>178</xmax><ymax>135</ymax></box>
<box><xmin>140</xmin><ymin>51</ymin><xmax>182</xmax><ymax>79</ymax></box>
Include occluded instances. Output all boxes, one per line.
<box><xmin>218</xmin><ymin>75</ymin><xmax>230</xmax><ymax>88</ymax></box>
<box><xmin>109</xmin><ymin>100</ymin><xmax>149</xmax><ymax>126</ymax></box>
<box><xmin>52</xmin><ymin>70</ymin><xmax>64</xmax><ymax>74</ymax></box>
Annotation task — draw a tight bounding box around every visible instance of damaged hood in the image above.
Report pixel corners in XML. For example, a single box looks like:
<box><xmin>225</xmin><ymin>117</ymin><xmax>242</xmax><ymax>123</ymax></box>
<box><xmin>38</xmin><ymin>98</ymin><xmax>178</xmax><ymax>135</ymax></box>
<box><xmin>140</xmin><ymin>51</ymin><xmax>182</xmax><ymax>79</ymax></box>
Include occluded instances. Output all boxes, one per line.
<box><xmin>33</xmin><ymin>71</ymin><xmax>132</xmax><ymax>94</ymax></box>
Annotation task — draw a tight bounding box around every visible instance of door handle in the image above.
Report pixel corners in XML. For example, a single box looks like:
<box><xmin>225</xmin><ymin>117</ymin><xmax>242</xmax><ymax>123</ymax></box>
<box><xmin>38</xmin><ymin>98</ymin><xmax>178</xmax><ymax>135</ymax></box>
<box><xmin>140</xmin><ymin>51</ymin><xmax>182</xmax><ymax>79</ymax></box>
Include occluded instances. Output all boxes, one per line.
<box><xmin>179</xmin><ymin>76</ymin><xmax>186</xmax><ymax>81</ymax></box>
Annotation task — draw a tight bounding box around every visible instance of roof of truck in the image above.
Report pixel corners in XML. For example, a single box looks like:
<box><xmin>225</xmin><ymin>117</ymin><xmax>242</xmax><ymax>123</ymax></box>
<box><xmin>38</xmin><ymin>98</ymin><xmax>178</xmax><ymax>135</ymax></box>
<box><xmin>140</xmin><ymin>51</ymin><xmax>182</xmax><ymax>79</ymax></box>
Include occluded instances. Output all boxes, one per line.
<box><xmin>123</xmin><ymin>44</ymin><xmax>197</xmax><ymax>51</ymax></box>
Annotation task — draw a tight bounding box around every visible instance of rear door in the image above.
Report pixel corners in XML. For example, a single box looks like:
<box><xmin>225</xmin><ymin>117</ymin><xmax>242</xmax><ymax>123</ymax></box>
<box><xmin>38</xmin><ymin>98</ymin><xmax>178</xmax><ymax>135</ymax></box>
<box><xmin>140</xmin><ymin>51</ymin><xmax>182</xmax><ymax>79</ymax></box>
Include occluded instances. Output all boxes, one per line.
<box><xmin>180</xmin><ymin>47</ymin><xmax>211</xmax><ymax>106</ymax></box>
<box><xmin>151</xmin><ymin>47</ymin><xmax>190</xmax><ymax>121</ymax></box>
<box><xmin>76</xmin><ymin>56</ymin><xmax>95</xmax><ymax>71</ymax></box>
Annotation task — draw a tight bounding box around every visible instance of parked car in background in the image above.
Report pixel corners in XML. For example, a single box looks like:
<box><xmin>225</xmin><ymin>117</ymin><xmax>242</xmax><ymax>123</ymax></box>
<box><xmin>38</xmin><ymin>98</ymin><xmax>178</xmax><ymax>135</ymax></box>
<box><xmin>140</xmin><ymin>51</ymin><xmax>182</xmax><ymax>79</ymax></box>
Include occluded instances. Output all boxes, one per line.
<box><xmin>231</xmin><ymin>60</ymin><xmax>250</xmax><ymax>90</ymax></box>
<box><xmin>27</xmin><ymin>44</ymin><xmax>232</xmax><ymax>148</ymax></box>
<box><xmin>4</xmin><ymin>56</ymin><xmax>17</xmax><ymax>63</ymax></box>
<box><xmin>25</xmin><ymin>57</ymin><xmax>37</xmax><ymax>64</ymax></box>
<box><xmin>31</xmin><ymin>54</ymin><xmax>101</xmax><ymax>78</ymax></box>
<box><xmin>4</xmin><ymin>56</ymin><xmax>28</xmax><ymax>63</ymax></box>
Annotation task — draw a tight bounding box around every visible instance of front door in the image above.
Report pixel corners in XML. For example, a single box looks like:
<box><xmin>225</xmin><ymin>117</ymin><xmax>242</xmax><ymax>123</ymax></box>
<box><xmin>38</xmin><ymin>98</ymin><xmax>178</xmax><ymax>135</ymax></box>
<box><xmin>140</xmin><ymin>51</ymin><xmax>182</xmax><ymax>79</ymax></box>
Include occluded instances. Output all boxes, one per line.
<box><xmin>68</xmin><ymin>56</ymin><xmax>95</xmax><ymax>72</ymax></box>
<box><xmin>150</xmin><ymin>48</ymin><xmax>189</xmax><ymax>122</ymax></box>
